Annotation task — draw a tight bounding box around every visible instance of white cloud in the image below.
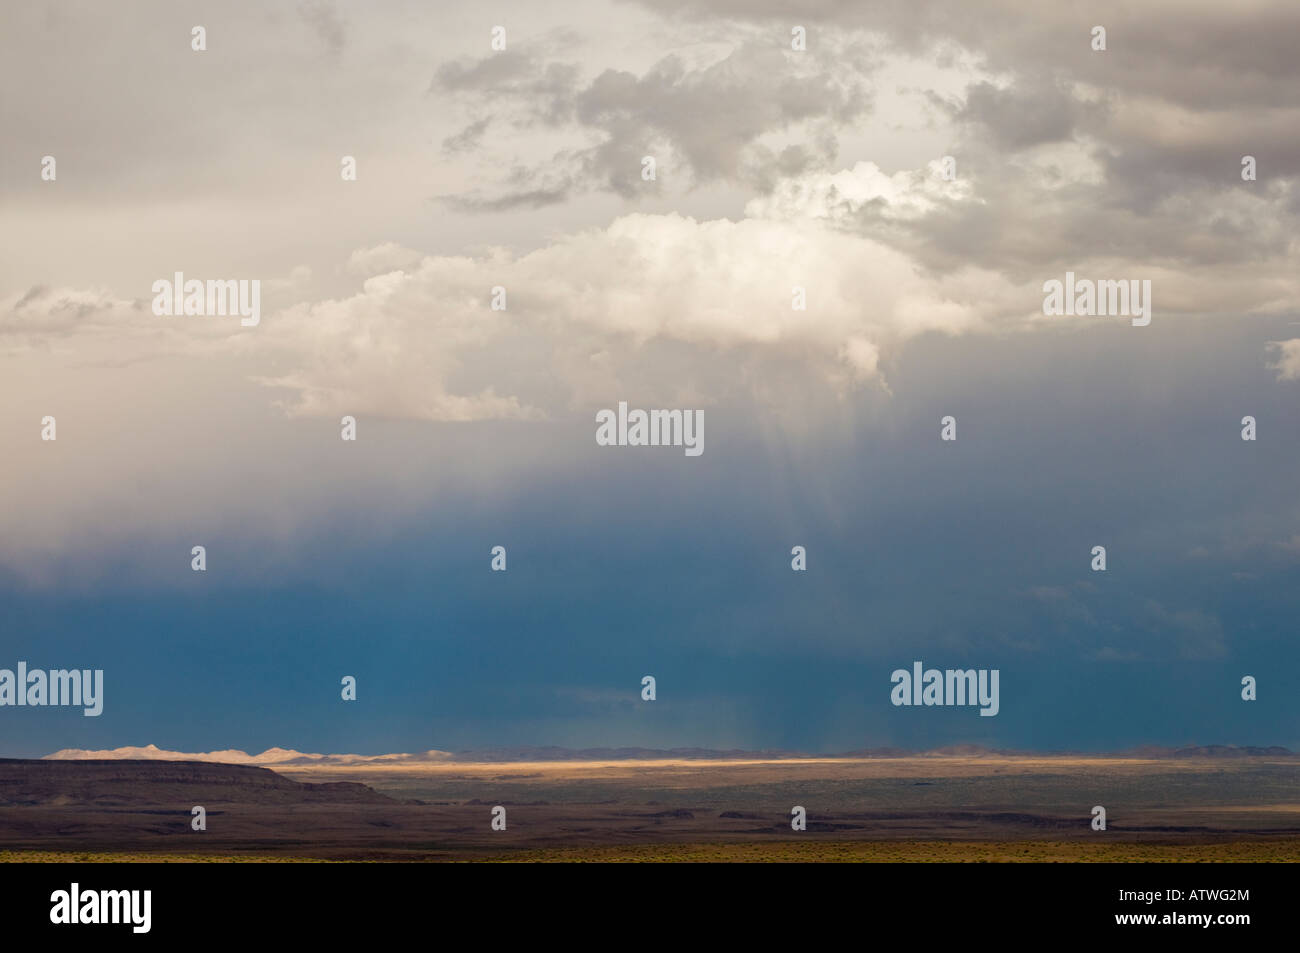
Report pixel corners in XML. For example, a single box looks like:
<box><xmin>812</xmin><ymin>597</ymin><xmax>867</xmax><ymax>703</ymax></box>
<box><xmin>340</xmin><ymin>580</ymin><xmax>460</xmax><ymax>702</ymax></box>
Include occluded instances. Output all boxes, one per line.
<box><xmin>1267</xmin><ymin>338</ymin><xmax>1300</xmax><ymax>381</ymax></box>
<box><xmin>257</xmin><ymin>195</ymin><xmax>1024</xmax><ymax>421</ymax></box>
<box><xmin>745</xmin><ymin>159</ymin><xmax>976</xmax><ymax>226</ymax></box>
<box><xmin>346</xmin><ymin>243</ymin><xmax>425</xmax><ymax>277</ymax></box>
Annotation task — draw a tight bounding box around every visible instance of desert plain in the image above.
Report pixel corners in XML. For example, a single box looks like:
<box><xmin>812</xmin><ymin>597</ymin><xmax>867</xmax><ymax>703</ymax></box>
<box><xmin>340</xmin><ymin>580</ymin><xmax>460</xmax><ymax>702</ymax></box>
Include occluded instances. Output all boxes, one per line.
<box><xmin>2</xmin><ymin>749</ymin><xmax>1299</xmax><ymax>861</ymax></box>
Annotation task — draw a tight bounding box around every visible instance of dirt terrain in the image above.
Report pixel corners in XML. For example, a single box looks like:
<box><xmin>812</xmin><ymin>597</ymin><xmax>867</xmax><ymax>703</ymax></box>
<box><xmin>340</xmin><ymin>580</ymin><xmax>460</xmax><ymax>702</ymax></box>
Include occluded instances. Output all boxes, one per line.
<box><xmin>2</xmin><ymin>755</ymin><xmax>1299</xmax><ymax>861</ymax></box>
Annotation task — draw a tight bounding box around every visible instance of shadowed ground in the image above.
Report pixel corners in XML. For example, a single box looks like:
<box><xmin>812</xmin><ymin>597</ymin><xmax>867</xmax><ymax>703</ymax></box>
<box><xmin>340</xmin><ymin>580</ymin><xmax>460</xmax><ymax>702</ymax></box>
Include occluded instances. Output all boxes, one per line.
<box><xmin>3</xmin><ymin>756</ymin><xmax>1299</xmax><ymax>861</ymax></box>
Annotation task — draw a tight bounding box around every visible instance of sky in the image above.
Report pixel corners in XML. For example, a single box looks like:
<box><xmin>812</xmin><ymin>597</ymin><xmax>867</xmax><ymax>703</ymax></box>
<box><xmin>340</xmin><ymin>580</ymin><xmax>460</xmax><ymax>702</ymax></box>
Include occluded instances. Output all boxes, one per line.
<box><xmin>1</xmin><ymin>0</ymin><xmax>1298</xmax><ymax>758</ymax></box>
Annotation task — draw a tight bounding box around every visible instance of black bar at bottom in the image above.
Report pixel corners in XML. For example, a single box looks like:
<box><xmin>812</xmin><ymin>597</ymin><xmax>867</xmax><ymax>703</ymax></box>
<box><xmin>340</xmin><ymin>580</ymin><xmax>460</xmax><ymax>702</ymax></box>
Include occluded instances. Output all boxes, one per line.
<box><xmin>0</xmin><ymin>860</ymin><xmax>1282</xmax><ymax>940</ymax></box>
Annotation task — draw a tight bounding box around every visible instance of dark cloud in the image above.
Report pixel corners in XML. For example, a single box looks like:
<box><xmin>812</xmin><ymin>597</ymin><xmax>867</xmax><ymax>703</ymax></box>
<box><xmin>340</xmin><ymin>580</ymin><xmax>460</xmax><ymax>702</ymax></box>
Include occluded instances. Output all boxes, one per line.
<box><xmin>627</xmin><ymin>0</ymin><xmax>1300</xmax><ymax>109</ymax></box>
<box><xmin>441</xmin><ymin>117</ymin><xmax>492</xmax><ymax>155</ymax></box>
<box><xmin>13</xmin><ymin>285</ymin><xmax>50</xmax><ymax>310</ymax></box>
<box><xmin>434</xmin><ymin>40</ymin><xmax>872</xmax><ymax>199</ymax></box>
<box><xmin>297</xmin><ymin>0</ymin><xmax>346</xmax><ymax>56</ymax></box>
<box><xmin>577</xmin><ymin>44</ymin><xmax>869</xmax><ymax>191</ymax></box>
<box><xmin>438</xmin><ymin>185</ymin><xmax>573</xmax><ymax>212</ymax></box>
<box><xmin>433</xmin><ymin>52</ymin><xmax>579</xmax><ymax>125</ymax></box>
<box><xmin>955</xmin><ymin>76</ymin><xmax>1095</xmax><ymax>151</ymax></box>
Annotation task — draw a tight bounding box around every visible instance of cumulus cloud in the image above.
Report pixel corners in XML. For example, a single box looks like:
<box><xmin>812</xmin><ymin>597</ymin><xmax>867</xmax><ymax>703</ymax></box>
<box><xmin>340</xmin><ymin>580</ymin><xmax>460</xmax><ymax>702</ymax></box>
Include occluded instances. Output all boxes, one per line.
<box><xmin>258</xmin><ymin>169</ymin><xmax>1029</xmax><ymax>421</ymax></box>
<box><xmin>606</xmin><ymin>0</ymin><xmax>1300</xmax><ymax>285</ymax></box>
<box><xmin>14</xmin><ymin>147</ymin><xmax>1293</xmax><ymax>429</ymax></box>
<box><xmin>746</xmin><ymin>159</ymin><xmax>977</xmax><ymax>226</ymax></box>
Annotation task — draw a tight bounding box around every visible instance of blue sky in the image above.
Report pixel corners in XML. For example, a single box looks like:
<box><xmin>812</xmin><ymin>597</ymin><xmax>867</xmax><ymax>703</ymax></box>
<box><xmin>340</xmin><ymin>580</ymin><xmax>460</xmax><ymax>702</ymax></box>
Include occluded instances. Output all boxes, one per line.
<box><xmin>4</xmin><ymin>315</ymin><xmax>1298</xmax><ymax>757</ymax></box>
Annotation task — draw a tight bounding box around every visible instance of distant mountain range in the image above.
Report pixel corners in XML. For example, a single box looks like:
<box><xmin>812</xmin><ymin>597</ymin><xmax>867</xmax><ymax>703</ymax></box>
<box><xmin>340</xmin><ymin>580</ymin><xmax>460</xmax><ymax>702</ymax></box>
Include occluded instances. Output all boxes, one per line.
<box><xmin>42</xmin><ymin>742</ymin><xmax>1297</xmax><ymax>765</ymax></box>
<box><xmin>43</xmin><ymin>744</ymin><xmax>457</xmax><ymax>766</ymax></box>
